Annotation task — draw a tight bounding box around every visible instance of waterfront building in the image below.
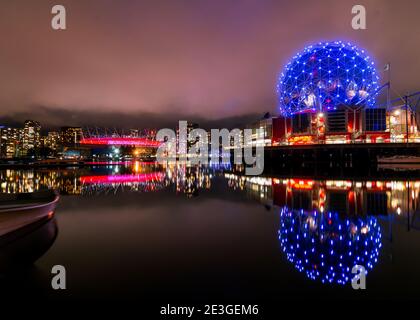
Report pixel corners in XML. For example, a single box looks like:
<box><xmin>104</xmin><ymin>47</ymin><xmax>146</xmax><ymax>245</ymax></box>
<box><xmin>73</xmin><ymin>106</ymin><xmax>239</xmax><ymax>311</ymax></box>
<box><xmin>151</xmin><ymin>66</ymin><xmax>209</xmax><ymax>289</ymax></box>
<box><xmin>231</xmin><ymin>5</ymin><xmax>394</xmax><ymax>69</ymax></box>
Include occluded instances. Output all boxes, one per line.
<box><xmin>60</xmin><ymin>126</ymin><xmax>83</xmax><ymax>145</ymax></box>
<box><xmin>44</xmin><ymin>131</ymin><xmax>61</xmax><ymax>151</ymax></box>
<box><xmin>273</xmin><ymin>41</ymin><xmax>419</xmax><ymax>145</ymax></box>
<box><xmin>246</xmin><ymin>114</ymin><xmax>273</xmax><ymax>147</ymax></box>
<box><xmin>176</xmin><ymin>122</ymin><xmax>199</xmax><ymax>157</ymax></box>
<box><xmin>0</xmin><ymin>125</ymin><xmax>5</xmax><ymax>158</ymax></box>
<box><xmin>22</xmin><ymin>120</ymin><xmax>41</xmax><ymax>154</ymax></box>
<box><xmin>143</xmin><ymin>128</ymin><xmax>157</xmax><ymax>140</ymax></box>
<box><xmin>0</xmin><ymin>126</ymin><xmax>24</xmax><ymax>158</ymax></box>
<box><xmin>129</xmin><ymin>129</ymin><xmax>139</xmax><ymax>137</ymax></box>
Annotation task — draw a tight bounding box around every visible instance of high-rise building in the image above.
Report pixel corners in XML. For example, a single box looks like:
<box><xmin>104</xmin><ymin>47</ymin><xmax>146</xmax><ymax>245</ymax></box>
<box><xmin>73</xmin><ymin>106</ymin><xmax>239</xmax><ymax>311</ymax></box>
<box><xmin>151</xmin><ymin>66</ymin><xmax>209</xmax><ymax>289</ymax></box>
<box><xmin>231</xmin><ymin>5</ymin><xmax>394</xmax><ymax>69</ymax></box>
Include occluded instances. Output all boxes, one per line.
<box><xmin>144</xmin><ymin>128</ymin><xmax>157</xmax><ymax>140</ymax></box>
<box><xmin>22</xmin><ymin>120</ymin><xmax>41</xmax><ymax>154</ymax></box>
<box><xmin>0</xmin><ymin>126</ymin><xmax>23</xmax><ymax>158</ymax></box>
<box><xmin>60</xmin><ymin>127</ymin><xmax>83</xmax><ymax>145</ymax></box>
<box><xmin>129</xmin><ymin>128</ymin><xmax>157</xmax><ymax>139</ymax></box>
<box><xmin>129</xmin><ymin>129</ymin><xmax>139</xmax><ymax>137</ymax></box>
<box><xmin>176</xmin><ymin>122</ymin><xmax>199</xmax><ymax>156</ymax></box>
<box><xmin>44</xmin><ymin>131</ymin><xmax>61</xmax><ymax>151</ymax></box>
<box><xmin>0</xmin><ymin>126</ymin><xmax>4</xmax><ymax>156</ymax></box>
<box><xmin>0</xmin><ymin>126</ymin><xmax>7</xmax><ymax>158</ymax></box>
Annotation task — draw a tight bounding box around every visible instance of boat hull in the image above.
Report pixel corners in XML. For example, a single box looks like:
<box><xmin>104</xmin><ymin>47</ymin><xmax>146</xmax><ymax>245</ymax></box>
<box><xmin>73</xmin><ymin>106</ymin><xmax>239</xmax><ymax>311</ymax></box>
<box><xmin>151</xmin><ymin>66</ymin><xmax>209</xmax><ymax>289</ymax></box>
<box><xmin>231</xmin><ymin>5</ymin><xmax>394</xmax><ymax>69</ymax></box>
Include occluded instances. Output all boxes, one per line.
<box><xmin>0</xmin><ymin>190</ymin><xmax>59</xmax><ymax>237</ymax></box>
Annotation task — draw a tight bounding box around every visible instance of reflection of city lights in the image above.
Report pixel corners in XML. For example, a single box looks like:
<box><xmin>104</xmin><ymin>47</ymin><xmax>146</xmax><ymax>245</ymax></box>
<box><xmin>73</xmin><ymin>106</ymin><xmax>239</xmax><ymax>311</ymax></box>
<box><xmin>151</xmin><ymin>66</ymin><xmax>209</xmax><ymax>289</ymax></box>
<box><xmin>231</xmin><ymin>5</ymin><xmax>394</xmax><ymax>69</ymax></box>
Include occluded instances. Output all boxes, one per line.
<box><xmin>2</xmin><ymin>165</ymin><xmax>420</xmax><ymax>231</ymax></box>
<box><xmin>247</xmin><ymin>177</ymin><xmax>272</xmax><ymax>186</ymax></box>
<box><xmin>134</xmin><ymin>161</ymin><xmax>140</xmax><ymax>172</ymax></box>
<box><xmin>279</xmin><ymin>208</ymin><xmax>382</xmax><ymax>285</ymax></box>
<box><xmin>80</xmin><ymin>172</ymin><xmax>164</xmax><ymax>184</ymax></box>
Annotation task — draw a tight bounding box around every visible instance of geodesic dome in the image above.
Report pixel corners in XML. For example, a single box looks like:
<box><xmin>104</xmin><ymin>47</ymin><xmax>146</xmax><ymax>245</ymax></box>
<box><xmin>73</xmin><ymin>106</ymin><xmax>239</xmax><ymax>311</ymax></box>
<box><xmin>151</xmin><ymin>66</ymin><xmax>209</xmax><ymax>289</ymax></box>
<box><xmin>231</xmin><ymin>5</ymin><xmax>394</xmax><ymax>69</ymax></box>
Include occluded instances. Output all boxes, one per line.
<box><xmin>277</xmin><ymin>41</ymin><xmax>380</xmax><ymax>116</ymax></box>
<box><xmin>278</xmin><ymin>207</ymin><xmax>382</xmax><ymax>285</ymax></box>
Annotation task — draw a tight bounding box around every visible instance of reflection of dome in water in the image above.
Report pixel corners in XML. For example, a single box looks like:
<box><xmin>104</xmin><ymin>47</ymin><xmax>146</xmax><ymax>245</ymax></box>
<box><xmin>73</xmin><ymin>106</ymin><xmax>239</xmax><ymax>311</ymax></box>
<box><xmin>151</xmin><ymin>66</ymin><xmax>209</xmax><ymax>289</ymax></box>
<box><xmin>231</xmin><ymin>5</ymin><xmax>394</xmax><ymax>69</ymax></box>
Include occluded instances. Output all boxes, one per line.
<box><xmin>278</xmin><ymin>207</ymin><xmax>382</xmax><ymax>285</ymax></box>
<box><xmin>277</xmin><ymin>41</ymin><xmax>380</xmax><ymax>116</ymax></box>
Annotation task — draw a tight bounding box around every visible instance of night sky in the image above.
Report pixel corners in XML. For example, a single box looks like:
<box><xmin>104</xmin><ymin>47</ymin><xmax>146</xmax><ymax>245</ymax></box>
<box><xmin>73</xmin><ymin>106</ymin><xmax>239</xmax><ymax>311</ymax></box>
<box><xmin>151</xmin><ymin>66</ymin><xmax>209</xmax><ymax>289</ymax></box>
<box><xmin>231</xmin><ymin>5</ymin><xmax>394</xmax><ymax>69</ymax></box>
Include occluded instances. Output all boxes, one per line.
<box><xmin>0</xmin><ymin>0</ymin><xmax>419</xmax><ymax>128</ymax></box>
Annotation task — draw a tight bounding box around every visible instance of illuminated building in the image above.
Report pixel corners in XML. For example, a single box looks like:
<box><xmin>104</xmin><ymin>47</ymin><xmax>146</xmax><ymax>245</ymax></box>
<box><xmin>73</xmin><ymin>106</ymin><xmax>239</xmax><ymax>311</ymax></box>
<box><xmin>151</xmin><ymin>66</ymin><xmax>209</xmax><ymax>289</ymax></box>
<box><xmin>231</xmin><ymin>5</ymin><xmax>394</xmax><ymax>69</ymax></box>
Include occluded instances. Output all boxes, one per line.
<box><xmin>44</xmin><ymin>131</ymin><xmax>61</xmax><ymax>151</ymax></box>
<box><xmin>246</xmin><ymin>115</ymin><xmax>273</xmax><ymax>147</ymax></box>
<box><xmin>80</xmin><ymin>137</ymin><xmax>160</xmax><ymax>147</ymax></box>
<box><xmin>274</xmin><ymin>40</ymin><xmax>417</xmax><ymax>145</ymax></box>
<box><xmin>143</xmin><ymin>128</ymin><xmax>157</xmax><ymax>140</ymax></box>
<box><xmin>22</xmin><ymin>120</ymin><xmax>41</xmax><ymax>154</ymax></box>
<box><xmin>176</xmin><ymin>122</ymin><xmax>199</xmax><ymax>157</ymax></box>
<box><xmin>0</xmin><ymin>126</ymin><xmax>23</xmax><ymax>158</ymax></box>
<box><xmin>60</xmin><ymin>126</ymin><xmax>83</xmax><ymax>145</ymax></box>
<box><xmin>0</xmin><ymin>126</ymin><xmax>4</xmax><ymax>157</ymax></box>
<box><xmin>129</xmin><ymin>129</ymin><xmax>139</xmax><ymax>137</ymax></box>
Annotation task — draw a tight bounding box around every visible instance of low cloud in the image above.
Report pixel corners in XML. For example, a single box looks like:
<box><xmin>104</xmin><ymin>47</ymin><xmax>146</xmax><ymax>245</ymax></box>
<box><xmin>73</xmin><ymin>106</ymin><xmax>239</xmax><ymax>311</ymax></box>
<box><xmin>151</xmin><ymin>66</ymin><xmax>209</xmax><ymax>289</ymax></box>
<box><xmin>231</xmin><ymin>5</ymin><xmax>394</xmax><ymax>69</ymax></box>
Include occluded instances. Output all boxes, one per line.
<box><xmin>0</xmin><ymin>105</ymin><xmax>262</xmax><ymax>131</ymax></box>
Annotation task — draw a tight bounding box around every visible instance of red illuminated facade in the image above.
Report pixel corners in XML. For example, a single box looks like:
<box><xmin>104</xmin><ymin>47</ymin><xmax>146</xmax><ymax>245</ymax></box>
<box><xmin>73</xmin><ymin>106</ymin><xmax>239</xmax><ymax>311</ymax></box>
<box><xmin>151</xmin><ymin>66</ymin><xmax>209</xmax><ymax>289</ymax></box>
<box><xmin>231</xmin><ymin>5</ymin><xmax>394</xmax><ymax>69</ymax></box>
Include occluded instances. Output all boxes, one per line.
<box><xmin>271</xmin><ymin>107</ymin><xmax>417</xmax><ymax>146</ymax></box>
<box><xmin>80</xmin><ymin>137</ymin><xmax>161</xmax><ymax>147</ymax></box>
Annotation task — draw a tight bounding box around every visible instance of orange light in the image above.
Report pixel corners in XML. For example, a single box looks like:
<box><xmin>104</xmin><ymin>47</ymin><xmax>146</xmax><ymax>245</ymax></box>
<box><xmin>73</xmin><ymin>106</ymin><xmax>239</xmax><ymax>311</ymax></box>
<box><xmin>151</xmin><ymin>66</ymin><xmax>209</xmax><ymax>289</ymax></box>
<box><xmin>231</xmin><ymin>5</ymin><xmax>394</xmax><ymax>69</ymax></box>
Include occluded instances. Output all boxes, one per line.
<box><xmin>289</xmin><ymin>179</ymin><xmax>314</xmax><ymax>190</ymax></box>
<box><xmin>273</xmin><ymin>178</ymin><xmax>281</xmax><ymax>185</ymax></box>
<box><xmin>288</xmin><ymin>135</ymin><xmax>314</xmax><ymax>145</ymax></box>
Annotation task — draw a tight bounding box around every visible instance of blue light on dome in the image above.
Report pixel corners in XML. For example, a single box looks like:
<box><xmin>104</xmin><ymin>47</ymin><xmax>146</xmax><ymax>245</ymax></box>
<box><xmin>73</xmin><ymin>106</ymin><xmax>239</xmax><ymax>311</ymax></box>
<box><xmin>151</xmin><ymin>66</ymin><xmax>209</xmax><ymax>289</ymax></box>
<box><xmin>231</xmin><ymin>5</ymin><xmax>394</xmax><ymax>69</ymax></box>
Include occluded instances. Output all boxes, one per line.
<box><xmin>278</xmin><ymin>207</ymin><xmax>382</xmax><ymax>285</ymax></box>
<box><xmin>277</xmin><ymin>41</ymin><xmax>380</xmax><ymax>116</ymax></box>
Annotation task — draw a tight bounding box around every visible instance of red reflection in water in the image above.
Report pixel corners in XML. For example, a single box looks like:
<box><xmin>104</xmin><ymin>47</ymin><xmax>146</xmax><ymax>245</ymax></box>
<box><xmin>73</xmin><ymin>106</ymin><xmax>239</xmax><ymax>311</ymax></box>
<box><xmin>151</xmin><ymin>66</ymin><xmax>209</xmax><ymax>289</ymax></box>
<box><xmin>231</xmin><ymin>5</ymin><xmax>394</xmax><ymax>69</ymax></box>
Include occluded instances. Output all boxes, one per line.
<box><xmin>85</xmin><ymin>161</ymin><xmax>131</xmax><ymax>165</ymax></box>
<box><xmin>85</xmin><ymin>161</ymin><xmax>156</xmax><ymax>165</ymax></box>
<box><xmin>80</xmin><ymin>172</ymin><xmax>165</xmax><ymax>184</ymax></box>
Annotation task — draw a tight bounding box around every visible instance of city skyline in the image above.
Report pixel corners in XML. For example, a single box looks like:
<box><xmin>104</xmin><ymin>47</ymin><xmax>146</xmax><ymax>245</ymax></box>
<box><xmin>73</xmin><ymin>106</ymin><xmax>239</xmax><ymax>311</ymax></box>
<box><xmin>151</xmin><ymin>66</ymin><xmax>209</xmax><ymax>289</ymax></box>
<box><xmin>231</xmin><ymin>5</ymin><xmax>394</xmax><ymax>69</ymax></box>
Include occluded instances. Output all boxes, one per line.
<box><xmin>1</xmin><ymin>0</ymin><xmax>420</xmax><ymax>129</ymax></box>
<box><xmin>2</xmin><ymin>1</ymin><xmax>420</xmax><ymax>309</ymax></box>
<box><xmin>0</xmin><ymin>119</ymin><xmax>162</xmax><ymax>158</ymax></box>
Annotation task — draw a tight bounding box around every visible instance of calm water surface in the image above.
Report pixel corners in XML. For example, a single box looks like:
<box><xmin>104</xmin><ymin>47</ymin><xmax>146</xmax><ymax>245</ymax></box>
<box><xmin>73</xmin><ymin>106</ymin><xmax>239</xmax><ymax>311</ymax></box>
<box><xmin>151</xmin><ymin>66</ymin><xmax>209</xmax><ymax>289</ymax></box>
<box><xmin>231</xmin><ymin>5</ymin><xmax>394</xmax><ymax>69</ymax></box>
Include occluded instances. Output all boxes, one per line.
<box><xmin>1</xmin><ymin>162</ymin><xmax>420</xmax><ymax>301</ymax></box>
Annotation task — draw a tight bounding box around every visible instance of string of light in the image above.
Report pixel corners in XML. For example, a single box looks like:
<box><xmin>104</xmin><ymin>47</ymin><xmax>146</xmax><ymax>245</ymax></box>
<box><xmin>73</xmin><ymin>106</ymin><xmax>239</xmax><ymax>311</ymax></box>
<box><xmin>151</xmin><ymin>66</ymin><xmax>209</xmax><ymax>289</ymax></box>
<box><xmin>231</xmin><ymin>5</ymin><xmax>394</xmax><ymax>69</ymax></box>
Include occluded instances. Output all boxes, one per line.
<box><xmin>278</xmin><ymin>207</ymin><xmax>382</xmax><ymax>285</ymax></box>
<box><xmin>277</xmin><ymin>41</ymin><xmax>380</xmax><ymax>116</ymax></box>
